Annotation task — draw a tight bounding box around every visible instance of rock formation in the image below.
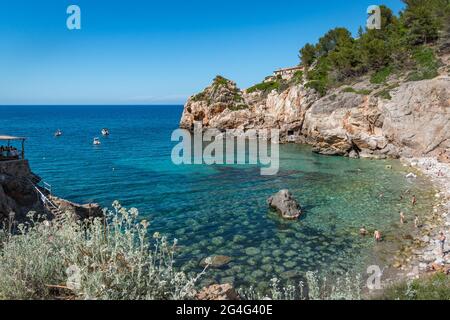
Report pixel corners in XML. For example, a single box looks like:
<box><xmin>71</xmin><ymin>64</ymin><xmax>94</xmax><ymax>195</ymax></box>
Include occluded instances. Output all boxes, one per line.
<box><xmin>267</xmin><ymin>189</ymin><xmax>302</xmax><ymax>220</ymax></box>
<box><xmin>0</xmin><ymin>159</ymin><xmax>102</xmax><ymax>224</ymax></box>
<box><xmin>200</xmin><ymin>255</ymin><xmax>232</xmax><ymax>268</ymax></box>
<box><xmin>195</xmin><ymin>283</ymin><xmax>240</xmax><ymax>300</ymax></box>
<box><xmin>180</xmin><ymin>62</ymin><xmax>450</xmax><ymax>160</ymax></box>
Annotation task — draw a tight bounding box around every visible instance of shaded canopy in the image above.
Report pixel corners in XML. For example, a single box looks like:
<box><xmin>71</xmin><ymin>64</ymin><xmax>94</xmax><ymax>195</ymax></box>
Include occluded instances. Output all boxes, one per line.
<box><xmin>0</xmin><ymin>135</ymin><xmax>26</xmax><ymax>141</ymax></box>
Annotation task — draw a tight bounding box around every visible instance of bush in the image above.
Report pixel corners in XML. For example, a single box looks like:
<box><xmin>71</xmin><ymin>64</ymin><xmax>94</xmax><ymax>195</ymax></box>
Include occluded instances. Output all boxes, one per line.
<box><xmin>375</xmin><ymin>89</ymin><xmax>392</xmax><ymax>100</ymax></box>
<box><xmin>0</xmin><ymin>202</ymin><xmax>203</xmax><ymax>300</ymax></box>
<box><xmin>246</xmin><ymin>81</ymin><xmax>280</xmax><ymax>94</ymax></box>
<box><xmin>291</xmin><ymin>70</ymin><xmax>304</xmax><ymax>84</ymax></box>
<box><xmin>305</xmin><ymin>80</ymin><xmax>328</xmax><ymax>97</ymax></box>
<box><xmin>381</xmin><ymin>273</ymin><xmax>450</xmax><ymax>300</ymax></box>
<box><xmin>239</xmin><ymin>272</ymin><xmax>362</xmax><ymax>300</ymax></box>
<box><xmin>407</xmin><ymin>47</ymin><xmax>439</xmax><ymax>81</ymax></box>
<box><xmin>342</xmin><ymin>87</ymin><xmax>372</xmax><ymax>95</ymax></box>
<box><xmin>370</xmin><ymin>66</ymin><xmax>393</xmax><ymax>84</ymax></box>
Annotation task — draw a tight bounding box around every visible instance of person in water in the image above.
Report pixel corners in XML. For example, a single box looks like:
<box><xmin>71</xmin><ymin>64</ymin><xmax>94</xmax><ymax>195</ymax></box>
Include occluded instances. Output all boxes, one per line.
<box><xmin>412</xmin><ymin>195</ymin><xmax>417</xmax><ymax>206</ymax></box>
<box><xmin>374</xmin><ymin>230</ymin><xmax>382</xmax><ymax>242</ymax></box>
<box><xmin>414</xmin><ymin>215</ymin><xmax>421</xmax><ymax>228</ymax></box>
<box><xmin>439</xmin><ymin>232</ymin><xmax>446</xmax><ymax>257</ymax></box>
<box><xmin>400</xmin><ymin>211</ymin><xmax>406</xmax><ymax>224</ymax></box>
<box><xmin>360</xmin><ymin>226</ymin><xmax>368</xmax><ymax>236</ymax></box>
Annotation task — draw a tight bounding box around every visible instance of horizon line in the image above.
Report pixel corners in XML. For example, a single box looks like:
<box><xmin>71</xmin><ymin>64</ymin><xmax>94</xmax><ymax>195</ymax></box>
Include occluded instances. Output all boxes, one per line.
<box><xmin>0</xmin><ymin>104</ymin><xmax>185</xmax><ymax>107</ymax></box>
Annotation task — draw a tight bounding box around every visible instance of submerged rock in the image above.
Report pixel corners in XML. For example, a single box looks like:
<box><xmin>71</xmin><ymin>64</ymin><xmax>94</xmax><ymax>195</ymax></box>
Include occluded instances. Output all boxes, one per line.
<box><xmin>200</xmin><ymin>255</ymin><xmax>231</xmax><ymax>268</ymax></box>
<box><xmin>267</xmin><ymin>189</ymin><xmax>302</xmax><ymax>220</ymax></box>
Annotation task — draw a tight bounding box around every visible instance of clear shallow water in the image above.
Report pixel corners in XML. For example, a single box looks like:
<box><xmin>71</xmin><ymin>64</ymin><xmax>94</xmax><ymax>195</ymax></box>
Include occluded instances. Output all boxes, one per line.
<box><xmin>0</xmin><ymin>105</ymin><xmax>436</xmax><ymax>290</ymax></box>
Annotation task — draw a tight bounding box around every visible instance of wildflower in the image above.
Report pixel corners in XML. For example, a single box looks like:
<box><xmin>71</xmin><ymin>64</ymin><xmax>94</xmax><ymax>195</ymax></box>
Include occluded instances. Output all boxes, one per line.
<box><xmin>129</xmin><ymin>208</ymin><xmax>139</xmax><ymax>218</ymax></box>
<box><xmin>153</xmin><ymin>232</ymin><xmax>161</xmax><ymax>239</ymax></box>
<box><xmin>140</xmin><ymin>220</ymin><xmax>149</xmax><ymax>229</ymax></box>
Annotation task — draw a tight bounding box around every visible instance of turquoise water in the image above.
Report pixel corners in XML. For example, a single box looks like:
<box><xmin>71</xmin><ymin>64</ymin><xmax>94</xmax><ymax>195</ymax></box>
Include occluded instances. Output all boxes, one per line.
<box><xmin>0</xmin><ymin>106</ymin><xmax>436</xmax><ymax>290</ymax></box>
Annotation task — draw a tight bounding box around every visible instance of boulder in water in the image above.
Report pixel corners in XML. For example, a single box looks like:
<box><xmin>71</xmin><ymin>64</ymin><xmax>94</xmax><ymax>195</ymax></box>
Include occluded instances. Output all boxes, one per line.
<box><xmin>267</xmin><ymin>189</ymin><xmax>302</xmax><ymax>220</ymax></box>
<box><xmin>200</xmin><ymin>255</ymin><xmax>231</xmax><ymax>268</ymax></box>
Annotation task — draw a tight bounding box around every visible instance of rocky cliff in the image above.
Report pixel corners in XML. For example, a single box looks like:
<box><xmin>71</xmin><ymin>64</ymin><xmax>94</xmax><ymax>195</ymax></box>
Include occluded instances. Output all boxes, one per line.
<box><xmin>180</xmin><ymin>58</ymin><xmax>450</xmax><ymax>160</ymax></box>
<box><xmin>0</xmin><ymin>160</ymin><xmax>102</xmax><ymax>224</ymax></box>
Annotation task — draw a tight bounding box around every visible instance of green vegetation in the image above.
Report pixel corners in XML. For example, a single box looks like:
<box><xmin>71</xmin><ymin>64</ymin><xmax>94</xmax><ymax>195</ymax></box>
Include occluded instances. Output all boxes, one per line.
<box><xmin>407</xmin><ymin>47</ymin><xmax>440</xmax><ymax>81</ymax></box>
<box><xmin>298</xmin><ymin>0</ymin><xmax>449</xmax><ymax>95</ymax></box>
<box><xmin>191</xmin><ymin>92</ymin><xmax>206</xmax><ymax>102</ymax></box>
<box><xmin>247</xmin><ymin>80</ymin><xmax>281</xmax><ymax>94</ymax></box>
<box><xmin>240</xmin><ymin>272</ymin><xmax>362</xmax><ymax>300</ymax></box>
<box><xmin>291</xmin><ymin>70</ymin><xmax>304</xmax><ymax>84</ymax></box>
<box><xmin>0</xmin><ymin>202</ymin><xmax>202</xmax><ymax>300</ymax></box>
<box><xmin>375</xmin><ymin>89</ymin><xmax>392</xmax><ymax>100</ymax></box>
<box><xmin>213</xmin><ymin>75</ymin><xmax>230</xmax><ymax>87</ymax></box>
<box><xmin>381</xmin><ymin>273</ymin><xmax>450</xmax><ymax>300</ymax></box>
<box><xmin>342</xmin><ymin>87</ymin><xmax>372</xmax><ymax>95</ymax></box>
<box><xmin>228</xmin><ymin>104</ymin><xmax>249</xmax><ymax>111</ymax></box>
<box><xmin>370</xmin><ymin>66</ymin><xmax>394</xmax><ymax>84</ymax></box>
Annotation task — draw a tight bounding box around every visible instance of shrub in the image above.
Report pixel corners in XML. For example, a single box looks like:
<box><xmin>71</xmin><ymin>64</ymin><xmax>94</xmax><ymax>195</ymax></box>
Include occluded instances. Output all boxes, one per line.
<box><xmin>375</xmin><ymin>89</ymin><xmax>392</xmax><ymax>100</ymax></box>
<box><xmin>228</xmin><ymin>104</ymin><xmax>249</xmax><ymax>111</ymax></box>
<box><xmin>246</xmin><ymin>81</ymin><xmax>280</xmax><ymax>94</ymax></box>
<box><xmin>407</xmin><ymin>47</ymin><xmax>439</xmax><ymax>81</ymax></box>
<box><xmin>239</xmin><ymin>272</ymin><xmax>362</xmax><ymax>300</ymax></box>
<box><xmin>291</xmin><ymin>70</ymin><xmax>304</xmax><ymax>84</ymax></box>
<box><xmin>370</xmin><ymin>66</ymin><xmax>393</xmax><ymax>84</ymax></box>
<box><xmin>305</xmin><ymin>80</ymin><xmax>327</xmax><ymax>97</ymax></box>
<box><xmin>0</xmin><ymin>202</ymin><xmax>203</xmax><ymax>300</ymax></box>
<box><xmin>381</xmin><ymin>273</ymin><xmax>450</xmax><ymax>300</ymax></box>
<box><xmin>213</xmin><ymin>75</ymin><xmax>230</xmax><ymax>87</ymax></box>
<box><xmin>342</xmin><ymin>87</ymin><xmax>372</xmax><ymax>95</ymax></box>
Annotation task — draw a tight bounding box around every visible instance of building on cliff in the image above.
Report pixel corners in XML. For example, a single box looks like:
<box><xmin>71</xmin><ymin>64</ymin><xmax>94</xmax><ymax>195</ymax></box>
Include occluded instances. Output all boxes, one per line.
<box><xmin>273</xmin><ymin>66</ymin><xmax>304</xmax><ymax>80</ymax></box>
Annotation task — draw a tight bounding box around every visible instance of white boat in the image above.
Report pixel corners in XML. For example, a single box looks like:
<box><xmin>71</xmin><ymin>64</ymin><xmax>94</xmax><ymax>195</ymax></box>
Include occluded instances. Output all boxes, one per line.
<box><xmin>101</xmin><ymin>128</ymin><xmax>110</xmax><ymax>136</ymax></box>
<box><xmin>93</xmin><ymin>137</ymin><xmax>101</xmax><ymax>145</ymax></box>
<box><xmin>54</xmin><ymin>129</ymin><xmax>62</xmax><ymax>137</ymax></box>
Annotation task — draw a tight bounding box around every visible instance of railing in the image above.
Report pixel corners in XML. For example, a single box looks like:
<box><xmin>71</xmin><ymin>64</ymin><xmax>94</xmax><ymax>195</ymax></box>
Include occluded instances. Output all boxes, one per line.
<box><xmin>43</xmin><ymin>182</ymin><xmax>52</xmax><ymax>195</ymax></box>
<box><xmin>17</xmin><ymin>176</ymin><xmax>59</xmax><ymax>211</ymax></box>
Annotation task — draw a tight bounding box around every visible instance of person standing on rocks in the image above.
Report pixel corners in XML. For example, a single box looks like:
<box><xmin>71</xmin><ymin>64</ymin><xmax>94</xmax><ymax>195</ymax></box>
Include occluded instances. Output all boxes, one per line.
<box><xmin>439</xmin><ymin>232</ymin><xmax>446</xmax><ymax>257</ymax></box>
<box><xmin>374</xmin><ymin>230</ymin><xmax>382</xmax><ymax>242</ymax></box>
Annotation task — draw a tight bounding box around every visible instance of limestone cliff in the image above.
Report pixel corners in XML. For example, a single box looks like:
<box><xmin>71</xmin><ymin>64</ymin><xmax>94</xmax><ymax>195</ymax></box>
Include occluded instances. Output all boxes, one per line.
<box><xmin>180</xmin><ymin>60</ymin><xmax>450</xmax><ymax>160</ymax></box>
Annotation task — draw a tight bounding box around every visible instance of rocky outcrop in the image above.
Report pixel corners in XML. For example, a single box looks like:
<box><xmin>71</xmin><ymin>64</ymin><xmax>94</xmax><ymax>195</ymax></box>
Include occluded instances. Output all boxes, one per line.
<box><xmin>0</xmin><ymin>160</ymin><xmax>103</xmax><ymax>224</ymax></box>
<box><xmin>0</xmin><ymin>160</ymin><xmax>45</xmax><ymax>222</ymax></box>
<box><xmin>180</xmin><ymin>66</ymin><xmax>450</xmax><ymax>159</ymax></box>
<box><xmin>267</xmin><ymin>189</ymin><xmax>302</xmax><ymax>220</ymax></box>
<box><xmin>195</xmin><ymin>283</ymin><xmax>240</xmax><ymax>300</ymax></box>
<box><xmin>50</xmin><ymin>196</ymin><xmax>104</xmax><ymax>220</ymax></box>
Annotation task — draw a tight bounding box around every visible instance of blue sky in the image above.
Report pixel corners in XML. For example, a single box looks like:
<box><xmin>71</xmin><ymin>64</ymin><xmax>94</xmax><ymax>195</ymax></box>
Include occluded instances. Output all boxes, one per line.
<box><xmin>0</xmin><ymin>0</ymin><xmax>405</xmax><ymax>105</ymax></box>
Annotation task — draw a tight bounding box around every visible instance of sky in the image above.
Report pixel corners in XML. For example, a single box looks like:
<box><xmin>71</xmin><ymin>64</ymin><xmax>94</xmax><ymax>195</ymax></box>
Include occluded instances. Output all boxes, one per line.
<box><xmin>0</xmin><ymin>0</ymin><xmax>405</xmax><ymax>105</ymax></box>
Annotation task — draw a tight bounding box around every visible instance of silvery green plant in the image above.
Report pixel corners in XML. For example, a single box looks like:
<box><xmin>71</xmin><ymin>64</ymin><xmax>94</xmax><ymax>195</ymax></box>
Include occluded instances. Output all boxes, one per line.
<box><xmin>239</xmin><ymin>272</ymin><xmax>362</xmax><ymax>300</ymax></box>
<box><xmin>0</xmin><ymin>201</ymin><xmax>204</xmax><ymax>300</ymax></box>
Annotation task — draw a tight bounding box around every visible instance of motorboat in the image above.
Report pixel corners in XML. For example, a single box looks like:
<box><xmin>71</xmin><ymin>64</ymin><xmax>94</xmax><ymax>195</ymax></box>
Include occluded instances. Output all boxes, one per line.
<box><xmin>93</xmin><ymin>137</ymin><xmax>101</xmax><ymax>145</ymax></box>
<box><xmin>54</xmin><ymin>129</ymin><xmax>62</xmax><ymax>137</ymax></box>
<box><xmin>101</xmin><ymin>128</ymin><xmax>110</xmax><ymax>136</ymax></box>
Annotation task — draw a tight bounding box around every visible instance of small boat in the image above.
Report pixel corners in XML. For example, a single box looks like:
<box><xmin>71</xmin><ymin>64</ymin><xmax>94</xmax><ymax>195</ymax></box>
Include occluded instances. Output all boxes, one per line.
<box><xmin>93</xmin><ymin>137</ymin><xmax>101</xmax><ymax>145</ymax></box>
<box><xmin>101</xmin><ymin>128</ymin><xmax>110</xmax><ymax>136</ymax></box>
<box><xmin>54</xmin><ymin>129</ymin><xmax>62</xmax><ymax>137</ymax></box>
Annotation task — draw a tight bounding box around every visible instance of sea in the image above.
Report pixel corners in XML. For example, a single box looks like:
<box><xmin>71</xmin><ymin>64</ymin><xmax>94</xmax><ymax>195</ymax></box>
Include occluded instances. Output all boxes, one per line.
<box><xmin>0</xmin><ymin>105</ymin><xmax>436</xmax><ymax>292</ymax></box>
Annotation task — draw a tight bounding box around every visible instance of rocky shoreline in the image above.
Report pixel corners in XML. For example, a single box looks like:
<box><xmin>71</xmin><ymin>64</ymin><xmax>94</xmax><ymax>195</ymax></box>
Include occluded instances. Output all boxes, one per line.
<box><xmin>400</xmin><ymin>157</ymin><xmax>450</xmax><ymax>277</ymax></box>
<box><xmin>0</xmin><ymin>159</ymin><xmax>103</xmax><ymax>224</ymax></box>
